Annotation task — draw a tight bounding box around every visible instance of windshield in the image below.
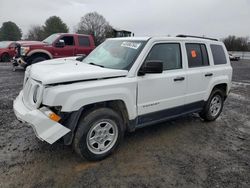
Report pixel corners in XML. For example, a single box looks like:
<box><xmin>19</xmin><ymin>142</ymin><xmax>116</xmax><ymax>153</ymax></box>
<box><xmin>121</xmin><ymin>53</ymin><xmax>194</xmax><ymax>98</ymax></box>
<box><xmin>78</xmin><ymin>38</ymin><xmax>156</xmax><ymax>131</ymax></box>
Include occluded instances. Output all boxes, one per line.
<box><xmin>43</xmin><ymin>34</ymin><xmax>60</xmax><ymax>44</ymax></box>
<box><xmin>0</xmin><ymin>41</ymin><xmax>11</xmax><ymax>48</ymax></box>
<box><xmin>82</xmin><ymin>40</ymin><xmax>146</xmax><ymax>70</ymax></box>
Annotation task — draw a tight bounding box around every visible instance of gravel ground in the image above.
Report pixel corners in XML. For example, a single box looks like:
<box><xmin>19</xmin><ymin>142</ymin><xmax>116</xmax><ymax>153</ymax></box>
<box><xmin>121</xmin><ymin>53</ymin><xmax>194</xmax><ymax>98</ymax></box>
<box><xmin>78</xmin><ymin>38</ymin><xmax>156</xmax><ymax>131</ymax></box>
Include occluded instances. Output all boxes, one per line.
<box><xmin>0</xmin><ymin>61</ymin><xmax>250</xmax><ymax>188</ymax></box>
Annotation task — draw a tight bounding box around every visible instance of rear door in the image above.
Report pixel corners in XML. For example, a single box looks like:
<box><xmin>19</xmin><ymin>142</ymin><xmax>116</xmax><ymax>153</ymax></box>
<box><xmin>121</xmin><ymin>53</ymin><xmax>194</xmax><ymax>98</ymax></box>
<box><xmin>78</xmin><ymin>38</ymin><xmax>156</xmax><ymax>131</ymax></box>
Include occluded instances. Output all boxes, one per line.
<box><xmin>75</xmin><ymin>36</ymin><xmax>93</xmax><ymax>55</ymax></box>
<box><xmin>185</xmin><ymin>43</ymin><xmax>212</xmax><ymax>104</ymax></box>
<box><xmin>137</xmin><ymin>42</ymin><xmax>187</xmax><ymax>124</ymax></box>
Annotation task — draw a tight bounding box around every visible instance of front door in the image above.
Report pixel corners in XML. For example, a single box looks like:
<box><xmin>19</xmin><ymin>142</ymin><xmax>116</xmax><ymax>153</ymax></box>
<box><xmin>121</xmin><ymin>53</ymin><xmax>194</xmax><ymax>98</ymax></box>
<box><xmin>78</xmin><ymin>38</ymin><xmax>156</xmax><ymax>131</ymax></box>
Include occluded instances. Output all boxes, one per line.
<box><xmin>53</xmin><ymin>35</ymin><xmax>76</xmax><ymax>58</ymax></box>
<box><xmin>137</xmin><ymin>43</ymin><xmax>187</xmax><ymax>124</ymax></box>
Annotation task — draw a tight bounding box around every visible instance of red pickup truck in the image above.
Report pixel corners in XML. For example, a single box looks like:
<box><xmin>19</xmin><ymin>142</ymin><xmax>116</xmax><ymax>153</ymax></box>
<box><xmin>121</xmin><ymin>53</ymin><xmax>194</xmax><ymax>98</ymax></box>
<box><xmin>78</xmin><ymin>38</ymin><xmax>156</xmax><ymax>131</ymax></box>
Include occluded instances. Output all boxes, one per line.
<box><xmin>14</xmin><ymin>33</ymin><xmax>95</xmax><ymax>67</ymax></box>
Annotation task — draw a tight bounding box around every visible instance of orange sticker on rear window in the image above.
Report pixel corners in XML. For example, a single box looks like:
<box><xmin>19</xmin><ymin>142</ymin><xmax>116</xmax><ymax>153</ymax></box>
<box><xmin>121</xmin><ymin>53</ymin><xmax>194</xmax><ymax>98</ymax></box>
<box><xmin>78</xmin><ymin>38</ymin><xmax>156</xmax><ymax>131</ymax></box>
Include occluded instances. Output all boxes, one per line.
<box><xmin>191</xmin><ymin>50</ymin><xmax>197</xmax><ymax>58</ymax></box>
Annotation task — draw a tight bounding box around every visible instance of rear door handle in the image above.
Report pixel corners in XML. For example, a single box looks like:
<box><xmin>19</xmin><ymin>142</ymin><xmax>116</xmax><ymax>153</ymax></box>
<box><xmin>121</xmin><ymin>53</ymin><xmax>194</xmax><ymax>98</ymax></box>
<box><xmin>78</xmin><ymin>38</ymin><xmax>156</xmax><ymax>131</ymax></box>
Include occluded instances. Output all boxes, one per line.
<box><xmin>174</xmin><ymin>77</ymin><xmax>185</xmax><ymax>82</ymax></box>
<box><xmin>205</xmin><ymin>73</ymin><xmax>213</xmax><ymax>77</ymax></box>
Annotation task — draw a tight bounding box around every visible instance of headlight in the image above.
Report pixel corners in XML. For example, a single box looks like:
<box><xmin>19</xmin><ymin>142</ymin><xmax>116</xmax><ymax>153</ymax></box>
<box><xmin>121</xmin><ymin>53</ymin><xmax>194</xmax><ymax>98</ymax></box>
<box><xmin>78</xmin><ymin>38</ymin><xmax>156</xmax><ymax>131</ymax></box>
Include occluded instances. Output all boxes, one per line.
<box><xmin>33</xmin><ymin>85</ymin><xmax>41</xmax><ymax>103</ymax></box>
<box><xmin>20</xmin><ymin>46</ymin><xmax>30</xmax><ymax>56</ymax></box>
<box><xmin>23</xmin><ymin>67</ymin><xmax>31</xmax><ymax>86</ymax></box>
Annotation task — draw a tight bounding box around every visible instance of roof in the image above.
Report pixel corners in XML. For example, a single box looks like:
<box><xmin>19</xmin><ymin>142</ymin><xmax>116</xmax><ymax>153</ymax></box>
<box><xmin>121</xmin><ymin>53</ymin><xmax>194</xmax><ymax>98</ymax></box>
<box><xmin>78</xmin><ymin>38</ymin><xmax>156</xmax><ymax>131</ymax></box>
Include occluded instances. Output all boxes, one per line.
<box><xmin>55</xmin><ymin>33</ymin><xmax>91</xmax><ymax>36</ymax></box>
<box><xmin>109</xmin><ymin>36</ymin><xmax>222</xmax><ymax>43</ymax></box>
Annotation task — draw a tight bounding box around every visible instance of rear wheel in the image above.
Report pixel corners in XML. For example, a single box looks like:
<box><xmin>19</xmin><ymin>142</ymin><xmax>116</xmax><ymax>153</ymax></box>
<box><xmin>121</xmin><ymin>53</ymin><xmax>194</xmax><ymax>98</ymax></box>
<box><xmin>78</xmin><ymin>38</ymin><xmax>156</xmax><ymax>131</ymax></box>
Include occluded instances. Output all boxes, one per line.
<box><xmin>199</xmin><ymin>89</ymin><xmax>224</xmax><ymax>121</ymax></box>
<box><xmin>1</xmin><ymin>53</ymin><xmax>10</xmax><ymax>62</ymax></box>
<box><xmin>73</xmin><ymin>108</ymin><xmax>124</xmax><ymax>161</ymax></box>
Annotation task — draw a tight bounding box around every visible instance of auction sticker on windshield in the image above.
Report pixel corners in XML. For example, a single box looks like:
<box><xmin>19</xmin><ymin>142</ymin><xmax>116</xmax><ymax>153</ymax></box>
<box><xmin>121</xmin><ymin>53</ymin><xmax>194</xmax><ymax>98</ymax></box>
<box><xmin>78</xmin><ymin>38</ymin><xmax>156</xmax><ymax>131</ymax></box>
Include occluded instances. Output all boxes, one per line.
<box><xmin>121</xmin><ymin>42</ymin><xmax>141</xmax><ymax>49</ymax></box>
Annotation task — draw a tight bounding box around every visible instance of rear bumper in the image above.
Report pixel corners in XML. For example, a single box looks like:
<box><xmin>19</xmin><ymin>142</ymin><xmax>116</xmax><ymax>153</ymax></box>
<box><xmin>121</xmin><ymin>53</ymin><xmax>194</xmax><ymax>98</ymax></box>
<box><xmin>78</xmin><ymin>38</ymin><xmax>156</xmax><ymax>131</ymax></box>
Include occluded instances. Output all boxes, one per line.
<box><xmin>13</xmin><ymin>91</ymin><xmax>70</xmax><ymax>144</ymax></box>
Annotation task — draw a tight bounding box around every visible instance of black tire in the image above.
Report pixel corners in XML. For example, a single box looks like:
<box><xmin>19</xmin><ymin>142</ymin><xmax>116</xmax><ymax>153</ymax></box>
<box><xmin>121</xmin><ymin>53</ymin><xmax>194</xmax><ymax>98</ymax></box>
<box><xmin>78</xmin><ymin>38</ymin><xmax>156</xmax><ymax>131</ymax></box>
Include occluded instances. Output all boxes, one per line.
<box><xmin>1</xmin><ymin>53</ymin><xmax>10</xmax><ymax>62</ymax></box>
<box><xmin>73</xmin><ymin>108</ymin><xmax>125</xmax><ymax>161</ymax></box>
<box><xmin>199</xmin><ymin>89</ymin><xmax>225</xmax><ymax>121</ymax></box>
<box><xmin>31</xmin><ymin>56</ymin><xmax>47</xmax><ymax>64</ymax></box>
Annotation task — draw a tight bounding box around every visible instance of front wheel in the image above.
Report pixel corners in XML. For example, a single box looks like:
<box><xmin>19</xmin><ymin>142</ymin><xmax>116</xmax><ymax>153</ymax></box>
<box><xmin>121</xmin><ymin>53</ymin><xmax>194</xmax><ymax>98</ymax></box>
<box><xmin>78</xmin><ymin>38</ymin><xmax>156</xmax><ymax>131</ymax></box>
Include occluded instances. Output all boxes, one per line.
<box><xmin>1</xmin><ymin>53</ymin><xmax>10</xmax><ymax>62</ymax></box>
<box><xmin>73</xmin><ymin>108</ymin><xmax>124</xmax><ymax>161</ymax></box>
<box><xmin>31</xmin><ymin>56</ymin><xmax>47</xmax><ymax>64</ymax></box>
<box><xmin>199</xmin><ymin>89</ymin><xmax>224</xmax><ymax>121</ymax></box>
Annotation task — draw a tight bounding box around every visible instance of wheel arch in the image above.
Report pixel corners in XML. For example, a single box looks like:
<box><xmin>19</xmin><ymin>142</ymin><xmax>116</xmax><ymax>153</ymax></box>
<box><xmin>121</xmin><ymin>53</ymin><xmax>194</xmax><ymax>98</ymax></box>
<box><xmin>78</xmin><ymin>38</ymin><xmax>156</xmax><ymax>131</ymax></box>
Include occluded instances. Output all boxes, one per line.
<box><xmin>62</xmin><ymin>100</ymin><xmax>131</xmax><ymax>145</ymax></box>
<box><xmin>206</xmin><ymin>82</ymin><xmax>228</xmax><ymax>101</ymax></box>
<box><xmin>27</xmin><ymin>49</ymin><xmax>53</xmax><ymax>59</ymax></box>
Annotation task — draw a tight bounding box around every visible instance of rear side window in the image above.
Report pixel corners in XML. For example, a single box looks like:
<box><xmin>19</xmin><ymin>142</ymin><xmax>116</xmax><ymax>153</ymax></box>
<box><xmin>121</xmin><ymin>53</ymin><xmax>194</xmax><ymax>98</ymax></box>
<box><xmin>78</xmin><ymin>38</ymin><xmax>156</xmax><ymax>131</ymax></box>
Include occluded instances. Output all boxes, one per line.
<box><xmin>146</xmin><ymin>43</ymin><xmax>182</xmax><ymax>70</ymax></box>
<box><xmin>78</xmin><ymin>36</ymin><xmax>90</xmax><ymax>47</ymax></box>
<box><xmin>60</xmin><ymin>36</ymin><xmax>74</xmax><ymax>46</ymax></box>
<box><xmin>210</xmin><ymin>44</ymin><xmax>227</xmax><ymax>65</ymax></box>
<box><xmin>186</xmin><ymin>43</ymin><xmax>209</xmax><ymax>68</ymax></box>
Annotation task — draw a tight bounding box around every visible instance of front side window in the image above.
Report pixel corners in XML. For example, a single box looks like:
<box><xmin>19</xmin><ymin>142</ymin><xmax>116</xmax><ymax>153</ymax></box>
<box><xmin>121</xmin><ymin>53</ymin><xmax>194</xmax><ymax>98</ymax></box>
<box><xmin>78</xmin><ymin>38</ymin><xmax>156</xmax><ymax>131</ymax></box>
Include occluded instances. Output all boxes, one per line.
<box><xmin>186</xmin><ymin>43</ymin><xmax>209</xmax><ymax>68</ymax></box>
<box><xmin>145</xmin><ymin>43</ymin><xmax>182</xmax><ymax>70</ymax></box>
<box><xmin>210</xmin><ymin>44</ymin><xmax>227</xmax><ymax>65</ymax></box>
<box><xmin>82</xmin><ymin>40</ymin><xmax>146</xmax><ymax>70</ymax></box>
<box><xmin>60</xmin><ymin>36</ymin><xmax>74</xmax><ymax>46</ymax></box>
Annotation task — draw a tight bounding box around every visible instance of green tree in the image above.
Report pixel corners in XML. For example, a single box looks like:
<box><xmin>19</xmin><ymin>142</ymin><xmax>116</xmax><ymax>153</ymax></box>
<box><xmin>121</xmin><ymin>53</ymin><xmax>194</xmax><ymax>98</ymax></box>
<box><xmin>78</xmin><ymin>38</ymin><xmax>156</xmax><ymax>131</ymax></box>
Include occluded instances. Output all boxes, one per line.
<box><xmin>0</xmin><ymin>21</ymin><xmax>22</xmax><ymax>41</ymax></box>
<box><xmin>223</xmin><ymin>35</ymin><xmax>249</xmax><ymax>51</ymax></box>
<box><xmin>43</xmin><ymin>16</ymin><xmax>69</xmax><ymax>38</ymax></box>
<box><xmin>26</xmin><ymin>25</ymin><xmax>45</xmax><ymax>41</ymax></box>
<box><xmin>76</xmin><ymin>12</ymin><xmax>114</xmax><ymax>45</ymax></box>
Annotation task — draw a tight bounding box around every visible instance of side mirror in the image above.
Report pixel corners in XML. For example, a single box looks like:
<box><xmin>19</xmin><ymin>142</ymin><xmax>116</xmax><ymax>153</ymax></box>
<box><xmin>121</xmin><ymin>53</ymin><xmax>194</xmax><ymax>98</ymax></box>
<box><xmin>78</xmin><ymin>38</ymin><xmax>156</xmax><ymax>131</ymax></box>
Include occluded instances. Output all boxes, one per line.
<box><xmin>55</xmin><ymin>40</ymin><xmax>65</xmax><ymax>48</ymax></box>
<box><xmin>76</xmin><ymin>54</ymin><xmax>86</xmax><ymax>61</ymax></box>
<box><xmin>139</xmin><ymin>60</ymin><xmax>163</xmax><ymax>75</ymax></box>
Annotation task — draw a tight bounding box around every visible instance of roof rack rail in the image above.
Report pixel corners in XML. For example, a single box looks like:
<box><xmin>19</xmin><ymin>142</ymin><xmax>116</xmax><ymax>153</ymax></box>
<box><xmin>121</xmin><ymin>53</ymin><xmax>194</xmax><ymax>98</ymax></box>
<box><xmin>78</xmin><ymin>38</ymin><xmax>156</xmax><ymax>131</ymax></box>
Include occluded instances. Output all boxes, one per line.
<box><xmin>176</xmin><ymin>34</ymin><xmax>218</xmax><ymax>41</ymax></box>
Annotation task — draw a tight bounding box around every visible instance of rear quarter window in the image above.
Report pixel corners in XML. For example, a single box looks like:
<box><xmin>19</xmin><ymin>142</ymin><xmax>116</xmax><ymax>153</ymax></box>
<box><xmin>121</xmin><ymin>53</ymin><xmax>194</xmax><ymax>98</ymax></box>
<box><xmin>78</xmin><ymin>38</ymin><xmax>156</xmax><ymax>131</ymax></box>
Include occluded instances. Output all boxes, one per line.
<box><xmin>210</xmin><ymin>44</ymin><xmax>227</xmax><ymax>65</ymax></box>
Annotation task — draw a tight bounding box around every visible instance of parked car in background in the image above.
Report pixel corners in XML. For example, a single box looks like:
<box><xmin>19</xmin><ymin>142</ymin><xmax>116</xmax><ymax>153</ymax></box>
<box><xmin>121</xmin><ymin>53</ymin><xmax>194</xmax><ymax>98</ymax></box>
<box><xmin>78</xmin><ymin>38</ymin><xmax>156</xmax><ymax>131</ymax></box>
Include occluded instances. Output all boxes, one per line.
<box><xmin>229</xmin><ymin>53</ymin><xmax>240</xmax><ymax>61</ymax></box>
<box><xmin>13</xmin><ymin>33</ymin><xmax>95</xmax><ymax>68</ymax></box>
<box><xmin>0</xmin><ymin>41</ymin><xmax>17</xmax><ymax>62</ymax></box>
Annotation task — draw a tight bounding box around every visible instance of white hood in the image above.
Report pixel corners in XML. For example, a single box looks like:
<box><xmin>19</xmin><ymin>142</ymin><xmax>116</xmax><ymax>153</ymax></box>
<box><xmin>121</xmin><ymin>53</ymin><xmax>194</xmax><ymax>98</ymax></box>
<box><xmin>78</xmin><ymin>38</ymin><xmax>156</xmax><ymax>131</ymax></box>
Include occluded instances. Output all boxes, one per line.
<box><xmin>29</xmin><ymin>58</ymin><xmax>128</xmax><ymax>85</ymax></box>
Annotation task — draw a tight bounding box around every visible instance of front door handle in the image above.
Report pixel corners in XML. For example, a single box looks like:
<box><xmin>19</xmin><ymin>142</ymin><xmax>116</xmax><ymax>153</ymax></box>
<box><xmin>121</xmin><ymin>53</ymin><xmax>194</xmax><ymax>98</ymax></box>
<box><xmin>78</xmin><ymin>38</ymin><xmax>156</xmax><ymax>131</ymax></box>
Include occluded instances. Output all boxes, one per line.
<box><xmin>205</xmin><ymin>73</ymin><xmax>213</xmax><ymax>77</ymax></box>
<box><xmin>174</xmin><ymin>77</ymin><xmax>185</xmax><ymax>82</ymax></box>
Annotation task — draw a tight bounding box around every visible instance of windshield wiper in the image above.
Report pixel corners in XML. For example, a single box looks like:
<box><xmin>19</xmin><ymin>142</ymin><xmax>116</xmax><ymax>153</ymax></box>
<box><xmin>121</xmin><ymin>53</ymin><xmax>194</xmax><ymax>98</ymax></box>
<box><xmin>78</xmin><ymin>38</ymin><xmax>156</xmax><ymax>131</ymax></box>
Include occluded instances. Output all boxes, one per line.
<box><xmin>89</xmin><ymin>62</ymin><xmax>104</xmax><ymax>68</ymax></box>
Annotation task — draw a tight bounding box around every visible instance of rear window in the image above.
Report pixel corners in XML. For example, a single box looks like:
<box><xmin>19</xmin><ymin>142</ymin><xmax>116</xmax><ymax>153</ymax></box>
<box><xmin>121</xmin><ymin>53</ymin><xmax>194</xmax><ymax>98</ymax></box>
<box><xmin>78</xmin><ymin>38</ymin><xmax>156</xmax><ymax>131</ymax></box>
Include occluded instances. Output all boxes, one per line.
<box><xmin>78</xmin><ymin>36</ymin><xmax>90</xmax><ymax>47</ymax></box>
<box><xmin>186</xmin><ymin>43</ymin><xmax>209</xmax><ymax>68</ymax></box>
<box><xmin>210</xmin><ymin>44</ymin><xmax>227</xmax><ymax>65</ymax></box>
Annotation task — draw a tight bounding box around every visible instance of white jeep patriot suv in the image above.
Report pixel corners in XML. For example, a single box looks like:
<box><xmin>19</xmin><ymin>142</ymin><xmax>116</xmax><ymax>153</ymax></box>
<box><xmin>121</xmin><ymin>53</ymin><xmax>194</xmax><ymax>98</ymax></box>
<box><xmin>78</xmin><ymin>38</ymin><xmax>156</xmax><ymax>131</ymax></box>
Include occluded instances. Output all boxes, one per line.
<box><xmin>14</xmin><ymin>35</ymin><xmax>232</xmax><ymax>161</ymax></box>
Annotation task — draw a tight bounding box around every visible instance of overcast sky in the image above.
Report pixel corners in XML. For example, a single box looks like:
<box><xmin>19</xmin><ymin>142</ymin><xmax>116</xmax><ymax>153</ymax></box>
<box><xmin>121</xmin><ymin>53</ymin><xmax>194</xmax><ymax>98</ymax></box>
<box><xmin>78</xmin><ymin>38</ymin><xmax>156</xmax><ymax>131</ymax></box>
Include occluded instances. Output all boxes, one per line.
<box><xmin>0</xmin><ymin>0</ymin><xmax>250</xmax><ymax>39</ymax></box>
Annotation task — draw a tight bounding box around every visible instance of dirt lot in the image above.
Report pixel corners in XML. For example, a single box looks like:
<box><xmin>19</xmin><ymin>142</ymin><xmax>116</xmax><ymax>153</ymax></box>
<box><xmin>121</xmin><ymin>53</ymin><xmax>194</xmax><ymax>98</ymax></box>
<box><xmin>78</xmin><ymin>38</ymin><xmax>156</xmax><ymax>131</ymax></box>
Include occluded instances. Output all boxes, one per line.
<box><xmin>0</xmin><ymin>61</ymin><xmax>250</xmax><ymax>188</ymax></box>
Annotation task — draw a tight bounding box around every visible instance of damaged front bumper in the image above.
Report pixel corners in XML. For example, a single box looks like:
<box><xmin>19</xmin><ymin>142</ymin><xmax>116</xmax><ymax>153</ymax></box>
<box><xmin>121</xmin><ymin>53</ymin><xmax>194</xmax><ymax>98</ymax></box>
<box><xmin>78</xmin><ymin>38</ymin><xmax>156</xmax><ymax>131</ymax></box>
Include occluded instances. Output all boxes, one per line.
<box><xmin>13</xmin><ymin>91</ymin><xmax>70</xmax><ymax>144</ymax></box>
<box><xmin>12</xmin><ymin>57</ymin><xmax>27</xmax><ymax>67</ymax></box>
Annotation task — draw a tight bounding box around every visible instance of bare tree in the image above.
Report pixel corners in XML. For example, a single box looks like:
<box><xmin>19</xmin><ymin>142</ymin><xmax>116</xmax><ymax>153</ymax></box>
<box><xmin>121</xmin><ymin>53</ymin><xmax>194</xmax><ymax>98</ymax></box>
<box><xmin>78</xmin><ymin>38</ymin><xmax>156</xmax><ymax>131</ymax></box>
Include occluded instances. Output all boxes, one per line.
<box><xmin>76</xmin><ymin>12</ymin><xmax>114</xmax><ymax>45</ymax></box>
<box><xmin>26</xmin><ymin>25</ymin><xmax>45</xmax><ymax>41</ymax></box>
